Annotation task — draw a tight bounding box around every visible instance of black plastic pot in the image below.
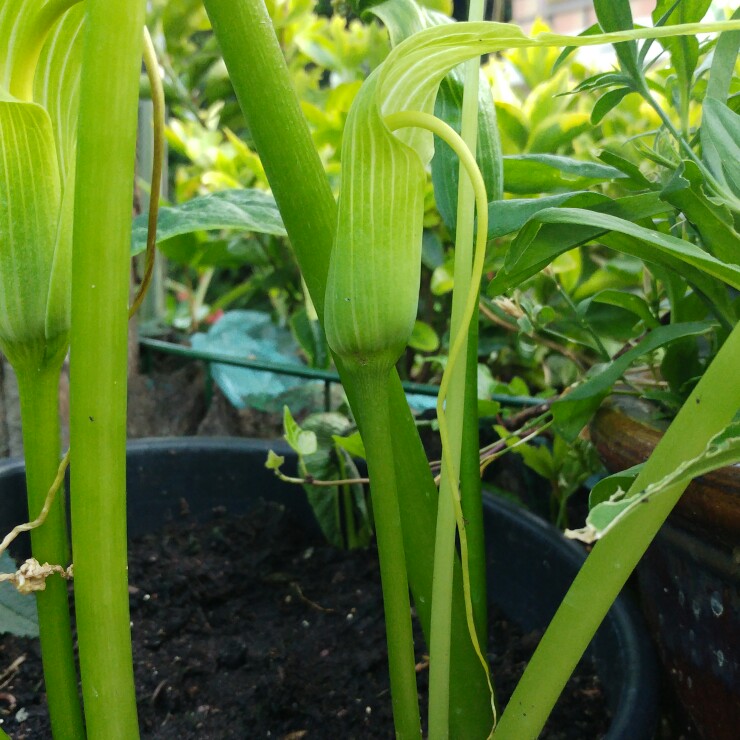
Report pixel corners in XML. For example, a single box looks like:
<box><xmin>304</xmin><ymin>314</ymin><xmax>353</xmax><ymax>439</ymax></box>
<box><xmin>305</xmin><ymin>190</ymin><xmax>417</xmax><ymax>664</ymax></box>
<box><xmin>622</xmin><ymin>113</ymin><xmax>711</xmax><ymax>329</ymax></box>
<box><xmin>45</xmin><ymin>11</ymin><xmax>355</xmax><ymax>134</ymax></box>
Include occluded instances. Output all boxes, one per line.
<box><xmin>0</xmin><ymin>437</ymin><xmax>658</xmax><ymax>738</ymax></box>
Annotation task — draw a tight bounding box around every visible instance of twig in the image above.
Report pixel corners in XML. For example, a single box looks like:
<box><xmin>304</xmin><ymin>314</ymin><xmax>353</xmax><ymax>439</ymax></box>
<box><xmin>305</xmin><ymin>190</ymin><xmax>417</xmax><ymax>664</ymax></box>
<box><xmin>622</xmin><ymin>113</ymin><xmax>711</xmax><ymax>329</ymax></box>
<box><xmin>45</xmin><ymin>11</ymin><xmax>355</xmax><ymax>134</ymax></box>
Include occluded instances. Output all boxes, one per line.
<box><xmin>0</xmin><ymin>450</ymin><xmax>70</xmax><ymax>558</ymax></box>
<box><xmin>273</xmin><ymin>470</ymin><xmax>369</xmax><ymax>488</ymax></box>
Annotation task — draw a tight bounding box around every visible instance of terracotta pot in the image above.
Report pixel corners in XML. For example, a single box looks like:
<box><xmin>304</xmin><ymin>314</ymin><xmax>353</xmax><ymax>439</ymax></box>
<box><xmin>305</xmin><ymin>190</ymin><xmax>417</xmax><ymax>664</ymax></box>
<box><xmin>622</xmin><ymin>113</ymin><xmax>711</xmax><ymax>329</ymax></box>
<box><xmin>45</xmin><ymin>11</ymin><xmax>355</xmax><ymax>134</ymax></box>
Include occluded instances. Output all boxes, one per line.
<box><xmin>591</xmin><ymin>397</ymin><xmax>740</xmax><ymax>740</ymax></box>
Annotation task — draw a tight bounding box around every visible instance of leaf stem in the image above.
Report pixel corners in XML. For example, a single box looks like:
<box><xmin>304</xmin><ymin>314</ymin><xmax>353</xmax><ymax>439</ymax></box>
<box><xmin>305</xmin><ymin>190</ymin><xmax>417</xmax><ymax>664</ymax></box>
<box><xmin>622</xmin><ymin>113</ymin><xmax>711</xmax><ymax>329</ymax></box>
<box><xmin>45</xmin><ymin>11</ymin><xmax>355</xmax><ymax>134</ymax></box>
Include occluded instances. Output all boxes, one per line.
<box><xmin>16</xmin><ymin>366</ymin><xmax>84</xmax><ymax>740</ymax></box>
<box><xmin>351</xmin><ymin>366</ymin><xmax>421</xmax><ymax>740</ymax></box>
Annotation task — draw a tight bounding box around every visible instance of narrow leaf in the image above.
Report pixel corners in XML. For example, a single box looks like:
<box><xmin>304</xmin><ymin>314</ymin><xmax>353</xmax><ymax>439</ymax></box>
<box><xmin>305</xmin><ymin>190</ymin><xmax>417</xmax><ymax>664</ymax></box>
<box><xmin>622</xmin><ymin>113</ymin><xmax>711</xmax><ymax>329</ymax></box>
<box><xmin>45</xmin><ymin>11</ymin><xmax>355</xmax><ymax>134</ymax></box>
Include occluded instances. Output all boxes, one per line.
<box><xmin>488</xmin><ymin>192</ymin><xmax>671</xmax><ymax>294</ymax></box>
<box><xmin>552</xmin><ymin>322</ymin><xmax>714</xmax><ymax>440</ymax></box>
<box><xmin>500</xmin><ymin>206</ymin><xmax>740</xmax><ymax>291</ymax></box>
<box><xmin>660</xmin><ymin>161</ymin><xmax>740</xmax><ymax>264</ymax></box>
<box><xmin>502</xmin><ymin>154</ymin><xmax>624</xmax><ymax>194</ymax></box>
<box><xmin>598</xmin><ymin>150</ymin><xmax>656</xmax><ymax>189</ymax></box>
<box><xmin>488</xmin><ymin>192</ymin><xmax>591</xmax><ymax>239</ymax></box>
<box><xmin>591</xmin><ymin>87</ymin><xmax>633</xmax><ymax>125</ymax></box>
<box><xmin>585</xmin><ymin>289</ymin><xmax>661</xmax><ymax>329</ymax></box>
<box><xmin>705</xmin><ymin>6</ymin><xmax>740</xmax><ymax>104</ymax></box>
<box><xmin>593</xmin><ymin>0</ymin><xmax>641</xmax><ymax>81</ymax></box>
<box><xmin>652</xmin><ymin>0</ymin><xmax>712</xmax><ymax>110</ymax></box>
<box><xmin>701</xmin><ymin>97</ymin><xmax>740</xmax><ymax>200</ymax></box>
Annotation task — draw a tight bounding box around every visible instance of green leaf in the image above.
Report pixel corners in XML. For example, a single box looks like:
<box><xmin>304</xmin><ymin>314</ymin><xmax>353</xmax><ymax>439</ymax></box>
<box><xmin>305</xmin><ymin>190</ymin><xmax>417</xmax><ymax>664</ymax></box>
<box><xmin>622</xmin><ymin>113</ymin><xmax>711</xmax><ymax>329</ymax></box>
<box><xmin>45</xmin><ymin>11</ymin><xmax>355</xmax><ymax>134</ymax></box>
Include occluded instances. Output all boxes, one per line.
<box><xmin>409</xmin><ymin>320</ymin><xmax>440</xmax><ymax>352</ymax></box>
<box><xmin>652</xmin><ymin>0</ymin><xmax>712</xmax><ymax>112</ymax></box>
<box><xmin>477</xmin><ymin>399</ymin><xmax>500</xmax><ymax>417</ymax></box>
<box><xmin>492</xmin><ymin>204</ymin><xmax>740</xmax><ymax>296</ymax></box>
<box><xmin>488</xmin><ymin>192</ymin><xmax>671</xmax><ymax>294</ymax></box>
<box><xmin>701</xmin><ymin>97</ymin><xmax>740</xmax><ymax>201</ymax></box>
<box><xmin>333</xmin><ymin>431</ymin><xmax>367</xmax><ymax>460</ymax></box>
<box><xmin>585</xmin><ymin>289</ymin><xmax>660</xmax><ymax>329</ymax></box>
<box><xmin>502</xmin><ymin>154</ymin><xmax>625</xmax><ymax>194</ymax></box>
<box><xmin>552</xmin><ymin>322</ymin><xmax>714</xmax><ymax>440</ymax></box>
<box><xmin>588</xmin><ymin>464</ymin><xmax>642</xmax><ymax>508</ymax></box>
<box><xmin>597</xmin><ymin>150</ymin><xmax>656</xmax><ymax>190</ymax></box>
<box><xmin>493</xmin><ymin>423</ymin><xmax>554</xmax><ymax>479</ymax></box>
<box><xmin>705</xmin><ymin>6</ymin><xmax>740</xmax><ymax>104</ymax></box>
<box><xmin>569</xmin><ymin>71</ymin><xmax>633</xmax><ymax>94</ymax></box>
<box><xmin>593</xmin><ymin>0</ymin><xmax>641</xmax><ymax>81</ymax></box>
<box><xmin>488</xmin><ymin>192</ymin><xmax>591</xmax><ymax>239</ymax></box>
<box><xmin>265</xmin><ymin>449</ymin><xmax>285</xmax><ymax>470</ymax></box>
<box><xmin>591</xmin><ymin>87</ymin><xmax>633</xmax><ymax>125</ymax></box>
<box><xmin>0</xmin><ymin>552</ymin><xmax>39</xmax><ymax>637</ymax></box>
<box><xmin>660</xmin><ymin>161</ymin><xmax>740</xmax><ymax>264</ymax></box>
<box><xmin>282</xmin><ymin>406</ymin><xmax>318</xmax><ymax>457</ymax></box>
<box><xmin>300</xmin><ymin>413</ymin><xmax>371</xmax><ymax>549</ymax></box>
<box><xmin>130</xmin><ymin>189</ymin><xmax>286</xmax><ymax>256</ymax></box>
<box><xmin>569</xmin><ymin>421</ymin><xmax>740</xmax><ymax>542</ymax></box>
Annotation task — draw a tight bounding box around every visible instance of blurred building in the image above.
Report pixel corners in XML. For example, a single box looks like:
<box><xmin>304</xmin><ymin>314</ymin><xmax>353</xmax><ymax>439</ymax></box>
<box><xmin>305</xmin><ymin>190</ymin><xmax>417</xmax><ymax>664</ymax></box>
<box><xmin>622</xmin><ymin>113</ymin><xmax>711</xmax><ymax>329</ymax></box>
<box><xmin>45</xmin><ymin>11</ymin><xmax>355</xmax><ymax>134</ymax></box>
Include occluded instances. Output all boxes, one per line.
<box><xmin>510</xmin><ymin>0</ymin><xmax>656</xmax><ymax>33</ymax></box>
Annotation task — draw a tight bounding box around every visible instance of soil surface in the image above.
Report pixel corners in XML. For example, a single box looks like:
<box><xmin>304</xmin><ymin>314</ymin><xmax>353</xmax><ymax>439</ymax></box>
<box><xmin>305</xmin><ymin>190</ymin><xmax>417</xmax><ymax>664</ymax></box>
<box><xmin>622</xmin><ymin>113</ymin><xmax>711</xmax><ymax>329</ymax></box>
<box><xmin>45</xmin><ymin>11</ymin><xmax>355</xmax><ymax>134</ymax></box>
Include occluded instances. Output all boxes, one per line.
<box><xmin>1</xmin><ymin>501</ymin><xmax>611</xmax><ymax>739</ymax></box>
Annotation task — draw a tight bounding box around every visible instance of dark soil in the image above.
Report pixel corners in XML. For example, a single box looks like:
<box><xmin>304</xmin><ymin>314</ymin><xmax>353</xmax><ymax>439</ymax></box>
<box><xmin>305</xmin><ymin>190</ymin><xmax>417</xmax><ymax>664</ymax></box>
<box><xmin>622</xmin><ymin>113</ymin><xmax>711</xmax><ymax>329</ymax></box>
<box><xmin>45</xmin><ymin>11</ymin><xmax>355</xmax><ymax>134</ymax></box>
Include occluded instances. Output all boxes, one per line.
<box><xmin>0</xmin><ymin>501</ymin><xmax>610</xmax><ymax>739</ymax></box>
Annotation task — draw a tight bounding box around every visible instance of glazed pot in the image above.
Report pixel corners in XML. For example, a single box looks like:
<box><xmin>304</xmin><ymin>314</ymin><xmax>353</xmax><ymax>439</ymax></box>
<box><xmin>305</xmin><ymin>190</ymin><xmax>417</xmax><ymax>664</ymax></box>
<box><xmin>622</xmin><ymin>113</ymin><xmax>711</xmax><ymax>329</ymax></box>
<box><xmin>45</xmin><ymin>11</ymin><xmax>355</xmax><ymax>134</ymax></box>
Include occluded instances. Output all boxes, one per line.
<box><xmin>591</xmin><ymin>396</ymin><xmax>740</xmax><ymax>740</ymax></box>
<box><xmin>0</xmin><ymin>437</ymin><xmax>658</xmax><ymax>738</ymax></box>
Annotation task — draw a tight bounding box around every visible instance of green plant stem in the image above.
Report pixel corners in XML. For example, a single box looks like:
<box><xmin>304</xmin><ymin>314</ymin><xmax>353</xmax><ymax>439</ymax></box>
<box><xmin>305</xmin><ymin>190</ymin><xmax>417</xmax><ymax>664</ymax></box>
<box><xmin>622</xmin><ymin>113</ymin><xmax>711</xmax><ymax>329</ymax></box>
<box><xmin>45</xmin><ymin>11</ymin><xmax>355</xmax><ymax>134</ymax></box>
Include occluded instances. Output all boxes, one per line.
<box><xmin>461</xmin><ymin>315</ymin><xmax>487</xmax><ymax>644</ymax></box>
<box><xmin>16</xmin><ymin>365</ymin><xmax>84</xmax><ymax>740</ymax></box>
<box><xmin>203</xmin><ymin>3</ymin><xmax>494</xmax><ymax>735</ymax></box>
<box><xmin>494</xmin><ymin>320</ymin><xmax>740</xmax><ymax>739</ymax></box>
<box><xmin>351</xmin><ymin>366</ymin><xmax>421</xmax><ymax>740</ymax></box>
<box><xmin>337</xmin><ymin>451</ymin><xmax>362</xmax><ymax>548</ymax></box>
<box><xmin>457</xmin><ymin>0</ymin><xmax>492</xmax><ymax>653</ymax></box>
<box><xmin>69</xmin><ymin>1</ymin><xmax>145</xmax><ymax>737</ymax></box>
<box><xmin>428</xmin><ymin>8</ymin><xmax>485</xmax><ymax>729</ymax></box>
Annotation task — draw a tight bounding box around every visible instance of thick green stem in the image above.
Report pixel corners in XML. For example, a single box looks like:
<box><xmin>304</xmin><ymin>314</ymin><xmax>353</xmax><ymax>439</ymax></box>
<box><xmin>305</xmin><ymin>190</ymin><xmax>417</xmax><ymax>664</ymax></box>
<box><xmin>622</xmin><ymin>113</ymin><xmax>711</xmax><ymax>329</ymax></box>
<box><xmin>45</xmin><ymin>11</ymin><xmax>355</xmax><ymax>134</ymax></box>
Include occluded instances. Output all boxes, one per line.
<box><xmin>17</xmin><ymin>365</ymin><xmax>84</xmax><ymax>740</ymax></box>
<box><xmin>203</xmin><ymin>3</ymin><xmax>494</xmax><ymax>735</ymax></box>
<box><xmin>352</xmin><ymin>366</ymin><xmax>421</xmax><ymax>740</ymax></box>
<box><xmin>494</xmin><ymin>321</ymin><xmax>740</xmax><ymax>738</ymax></box>
<box><xmin>69</xmin><ymin>1</ymin><xmax>145</xmax><ymax>737</ymax></box>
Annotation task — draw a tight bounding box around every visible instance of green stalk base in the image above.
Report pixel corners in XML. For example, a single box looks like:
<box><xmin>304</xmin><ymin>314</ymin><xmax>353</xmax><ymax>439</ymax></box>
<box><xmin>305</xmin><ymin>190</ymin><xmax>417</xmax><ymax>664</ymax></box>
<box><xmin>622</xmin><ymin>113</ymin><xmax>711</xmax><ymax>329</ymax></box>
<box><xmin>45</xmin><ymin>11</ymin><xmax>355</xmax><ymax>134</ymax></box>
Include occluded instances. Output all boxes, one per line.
<box><xmin>17</xmin><ymin>367</ymin><xmax>84</xmax><ymax>740</ymax></box>
<box><xmin>352</xmin><ymin>364</ymin><xmax>421</xmax><ymax>740</ymax></box>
